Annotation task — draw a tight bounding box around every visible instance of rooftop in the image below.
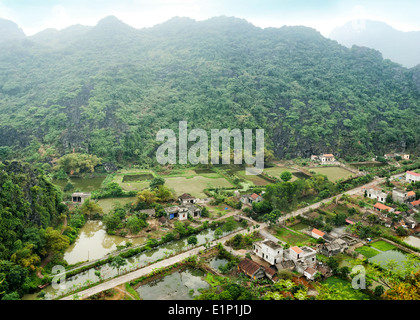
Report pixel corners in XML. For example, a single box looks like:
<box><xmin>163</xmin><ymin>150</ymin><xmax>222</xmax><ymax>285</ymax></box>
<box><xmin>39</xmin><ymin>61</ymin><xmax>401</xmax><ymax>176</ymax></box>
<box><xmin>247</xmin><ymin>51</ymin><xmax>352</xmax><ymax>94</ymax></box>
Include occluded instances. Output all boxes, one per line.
<box><xmin>263</xmin><ymin>240</ymin><xmax>282</xmax><ymax>250</ymax></box>
<box><xmin>291</xmin><ymin>246</ymin><xmax>303</xmax><ymax>254</ymax></box>
<box><xmin>374</xmin><ymin>202</ymin><xmax>393</xmax><ymax>211</ymax></box>
<box><xmin>238</xmin><ymin>258</ymin><xmax>263</xmax><ymax>276</ymax></box>
<box><xmin>312</xmin><ymin>228</ymin><xmax>325</xmax><ymax>237</ymax></box>
<box><xmin>407</xmin><ymin>171</ymin><xmax>420</xmax><ymax>177</ymax></box>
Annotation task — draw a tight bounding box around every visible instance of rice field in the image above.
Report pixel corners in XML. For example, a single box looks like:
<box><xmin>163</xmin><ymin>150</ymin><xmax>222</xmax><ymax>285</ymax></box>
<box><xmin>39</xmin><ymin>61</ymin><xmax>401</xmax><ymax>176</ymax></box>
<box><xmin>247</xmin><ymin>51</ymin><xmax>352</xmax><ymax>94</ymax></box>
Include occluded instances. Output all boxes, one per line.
<box><xmin>306</xmin><ymin>166</ymin><xmax>353</xmax><ymax>182</ymax></box>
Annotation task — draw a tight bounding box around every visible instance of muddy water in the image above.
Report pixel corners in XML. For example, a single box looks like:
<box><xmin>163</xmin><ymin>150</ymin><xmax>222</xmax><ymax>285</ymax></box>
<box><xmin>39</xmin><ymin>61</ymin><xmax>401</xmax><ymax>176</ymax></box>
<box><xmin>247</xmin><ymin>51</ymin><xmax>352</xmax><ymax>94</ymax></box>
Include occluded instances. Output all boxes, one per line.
<box><xmin>23</xmin><ymin>226</ymin><xmax>235</xmax><ymax>300</ymax></box>
<box><xmin>136</xmin><ymin>268</ymin><xmax>209</xmax><ymax>300</ymax></box>
<box><xmin>63</xmin><ymin>220</ymin><xmax>147</xmax><ymax>265</ymax></box>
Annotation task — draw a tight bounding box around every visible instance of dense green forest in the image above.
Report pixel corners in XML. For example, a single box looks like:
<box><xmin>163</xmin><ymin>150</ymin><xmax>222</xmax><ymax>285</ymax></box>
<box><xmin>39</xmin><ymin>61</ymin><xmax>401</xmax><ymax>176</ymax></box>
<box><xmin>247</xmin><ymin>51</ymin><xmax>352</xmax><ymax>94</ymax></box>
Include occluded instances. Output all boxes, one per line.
<box><xmin>0</xmin><ymin>161</ymin><xmax>68</xmax><ymax>299</ymax></box>
<box><xmin>0</xmin><ymin>16</ymin><xmax>419</xmax><ymax>168</ymax></box>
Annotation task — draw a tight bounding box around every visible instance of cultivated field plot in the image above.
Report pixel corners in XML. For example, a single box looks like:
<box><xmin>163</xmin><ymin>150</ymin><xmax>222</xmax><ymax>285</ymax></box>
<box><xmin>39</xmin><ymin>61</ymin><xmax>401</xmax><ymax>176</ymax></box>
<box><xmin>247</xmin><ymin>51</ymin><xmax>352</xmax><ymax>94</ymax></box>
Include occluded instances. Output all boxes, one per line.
<box><xmin>97</xmin><ymin>197</ymin><xmax>137</xmax><ymax>214</ymax></box>
<box><xmin>235</xmin><ymin>170</ymin><xmax>272</xmax><ymax>186</ymax></box>
<box><xmin>263</xmin><ymin>167</ymin><xmax>299</xmax><ymax>181</ymax></box>
<box><xmin>113</xmin><ymin>170</ymin><xmax>156</xmax><ymax>191</ymax></box>
<box><xmin>273</xmin><ymin>226</ymin><xmax>312</xmax><ymax>246</ymax></box>
<box><xmin>165</xmin><ymin>175</ymin><xmax>233</xmax><ymax>198</ymax></box>
<box><xmin>307</xmin><ymin>166</ymin><xmax>353</xmax><ymax>182</ymax></box>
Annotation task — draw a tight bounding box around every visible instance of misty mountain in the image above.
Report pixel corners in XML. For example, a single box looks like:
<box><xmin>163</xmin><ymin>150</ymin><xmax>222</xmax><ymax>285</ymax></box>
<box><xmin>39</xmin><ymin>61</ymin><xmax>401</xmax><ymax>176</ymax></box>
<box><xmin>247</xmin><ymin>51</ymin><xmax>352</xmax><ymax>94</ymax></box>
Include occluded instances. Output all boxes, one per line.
<box><xmin>329</xmin><ymin>20</ymin><xmax>420</xmax><ymax>68</ymax></box>
<box><xmin>0</xmin><ymin>18</ymin><xmax>26</xmax><ymax>43</ymax></box>
<box><xmin>0</xmin><ymin>16</ymin><xmax>419</xmax><ymax>165</ymax></box>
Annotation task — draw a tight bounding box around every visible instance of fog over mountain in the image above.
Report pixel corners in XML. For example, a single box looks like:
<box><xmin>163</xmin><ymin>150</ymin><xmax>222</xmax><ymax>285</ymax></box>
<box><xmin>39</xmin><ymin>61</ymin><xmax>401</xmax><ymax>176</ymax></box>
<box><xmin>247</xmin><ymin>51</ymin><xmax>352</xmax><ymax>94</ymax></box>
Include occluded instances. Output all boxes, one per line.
<box><xmin>329</xmin><ymin>20</ymin><xmax>420</xmax><ymax>68</ymax></box>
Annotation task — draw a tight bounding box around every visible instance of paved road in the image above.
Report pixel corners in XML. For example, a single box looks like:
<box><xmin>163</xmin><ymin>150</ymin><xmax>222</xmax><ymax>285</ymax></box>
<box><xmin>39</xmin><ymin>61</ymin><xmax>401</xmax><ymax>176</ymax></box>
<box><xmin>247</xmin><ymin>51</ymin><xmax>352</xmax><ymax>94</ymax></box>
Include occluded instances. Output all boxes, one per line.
<box><xmin>60</xmin><ymin>222</ymin><xmax>266</xmax><ymax>300</ymax></box>
<box><xmin>277</xmin><ymin>177</ymin><xmax>386</xmax><ymax>224</ymax></box>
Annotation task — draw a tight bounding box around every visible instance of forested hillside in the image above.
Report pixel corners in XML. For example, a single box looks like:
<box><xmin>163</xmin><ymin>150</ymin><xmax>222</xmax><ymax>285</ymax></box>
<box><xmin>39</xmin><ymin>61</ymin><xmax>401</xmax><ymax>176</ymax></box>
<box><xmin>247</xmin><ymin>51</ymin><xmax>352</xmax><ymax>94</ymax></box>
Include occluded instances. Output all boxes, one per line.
<box><xmin>0</xmin><ymin>16</ymin><xmax>419</xmax><ymax>167</ymax></box>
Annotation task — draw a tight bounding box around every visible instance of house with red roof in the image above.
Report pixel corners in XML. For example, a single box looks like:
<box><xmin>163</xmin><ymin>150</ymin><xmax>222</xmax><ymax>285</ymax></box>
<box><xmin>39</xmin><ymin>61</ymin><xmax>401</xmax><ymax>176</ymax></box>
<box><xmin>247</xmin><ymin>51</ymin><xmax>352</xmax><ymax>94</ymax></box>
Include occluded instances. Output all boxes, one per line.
<box><xmin>373</xmin><ymin>202</ymin><xmax>394</xmax><ymax>213</ymax></box>
<box><xmin>406</xmin><ymin>171</ymin><xmax>420</xmax><ymax>183</ymax></box>
<box><xmin>311</xmin><ymin>228</ymin><xmax>325</xmax><ymax>239</ymax></box>
<box><xmin>240</xmin><ymin>193</ymin><xmax>262</xmax><ymax>205</ymax></box>
<box><xmin>411</xmin><ymin>199</ymin><xmax>420</xmax><ymax>208</ymax></box>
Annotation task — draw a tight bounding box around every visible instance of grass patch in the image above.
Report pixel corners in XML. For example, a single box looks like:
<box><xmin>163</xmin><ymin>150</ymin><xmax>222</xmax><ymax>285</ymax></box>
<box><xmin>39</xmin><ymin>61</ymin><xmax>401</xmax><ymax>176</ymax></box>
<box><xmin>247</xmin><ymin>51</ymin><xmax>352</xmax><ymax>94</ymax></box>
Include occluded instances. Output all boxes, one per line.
<box><xmin>320</xmin><ymin>276</ymin><xmax>370</xmax><ymax>300</ymax></box>
<box><xmin>355</xmin><ymin>246</ymin><xmax>380</xmax><ymax>258</ymax></box>
<box><xmin>122</xmin><ymin>174</ymin><xmax>155</xmax><ymax>182</ymax></box>
<box><xmin>289</xmin><ymin>222</ymin><xmax>310</xmax><ymax>232</ymax></box>
<box><xmin>273</xmin><ymin>226</ymin><xmax>312</xmax><ymax>246</ymax></box>
<box><xmin>307</xmin><ymin>167</ymin><xmax>353</xmax><ymax>182</ymax></box>
<box><xmin>370</xmin><ymin>240</ymin><xmax>397</xmax><ymax>252</ymax></box>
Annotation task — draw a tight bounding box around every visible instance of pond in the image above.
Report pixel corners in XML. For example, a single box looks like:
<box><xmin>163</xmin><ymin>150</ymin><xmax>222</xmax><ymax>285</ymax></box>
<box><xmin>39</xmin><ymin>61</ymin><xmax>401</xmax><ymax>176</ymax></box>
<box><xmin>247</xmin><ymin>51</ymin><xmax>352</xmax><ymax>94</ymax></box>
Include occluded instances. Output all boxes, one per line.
<box><xmin>207</xmin><ymin>256</ymin><xmax>229</xmax><ymax>271</ymax></box>
<box><xmin>136</xmin><ymin>268</ymin><xmax>209</xmax><ymax>300</ymax></box>
<box><xmin>23</xmin><ymin>224</ymin><xmax>239</xmax><ymax>300</ymax></box>
<box><xmin>52</xmin><ymin>176</ymin><xmax>106</xmax><ymax>192</ymax></box>
<box><xmin>368</xmin><ymin>250</ymin><xmax>409</xmax><ymax>271</ymax></box>
<box><xmin>63</xmin><ymin>220</ymin><xmax>147</xmax><ymax>265</ymax></box>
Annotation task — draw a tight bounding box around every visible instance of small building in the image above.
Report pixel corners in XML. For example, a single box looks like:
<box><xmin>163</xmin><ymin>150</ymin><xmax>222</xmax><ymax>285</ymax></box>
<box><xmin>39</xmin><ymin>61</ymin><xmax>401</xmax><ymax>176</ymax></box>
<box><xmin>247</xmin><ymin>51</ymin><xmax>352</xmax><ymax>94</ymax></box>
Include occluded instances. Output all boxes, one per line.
<box><xmin>320</xmin><ymin>154</ymin><xmax>335</xmax><ymax>163</ymax></box>
<box><xmin>139</xmin><ymin>209</ymin><xmax>156</xmax><ymax>217</ymax></box>
<box><xmin>311</xmin><ymin>228</ymin><xmax>325</xmax><ymax>240</ymax></box>
<box><xmin>373</xmin><ymin>202</ymin><xmax>394</xmax><ymax>213</ymax></box>
<box><xmin>253</xmin><ymin>239</ymin><xmax>283</xmax><ymax>265</ymax></box>
<box><xmin>406</xmin><ymin>171</ymin><xmax>420</xmax><ymax>183</ymax></box>
<box><xmin>237</xmin><ymin>258</ymin><xmax>266</xmax><ymax>280</ymax></box>
<box><xmin>319</xmin><ymin>239</ymin><xmax>348</xmax><ymax>257</ymax></box>
<box><xmin>397</xmin><ymin>153</ymin><xmax>410</xmax><ymax>160</ymax></box>
<box><xmin>240</xmin><ymin>193</ymin><xmax>262</xmax><ymax>205</ymax></box>
<box><xmin>404</xmin><ymin>216</ymin><xmax>417</xmax><ymax>229</ymax></box>
<box><xmin>71</xmin><ymin>192</ymin><xmax>91</xmax><ymax>204</ymax></box>
<box><xmin>392</xmin><ymin>188</ymin><xmax>416</xmax><ymax>204</ymax></box>
<box><xmin>178</xmin><ymin>193</ymin><xmax>197</xmax><ymax>205</ymax></box>
<box><xmin>303</xmin><ymin>267</ymin><xmax>318</xmax><ymax>281</ymax></box>
<box><xmin>410</xmin><ymin>199</ymin><xmax>420</xmax><ymax>208</ymax></box>
<box><xmin>364</xmin><ymin>187</ymin><xmax>388</xmax><ymax>203</ymax></box>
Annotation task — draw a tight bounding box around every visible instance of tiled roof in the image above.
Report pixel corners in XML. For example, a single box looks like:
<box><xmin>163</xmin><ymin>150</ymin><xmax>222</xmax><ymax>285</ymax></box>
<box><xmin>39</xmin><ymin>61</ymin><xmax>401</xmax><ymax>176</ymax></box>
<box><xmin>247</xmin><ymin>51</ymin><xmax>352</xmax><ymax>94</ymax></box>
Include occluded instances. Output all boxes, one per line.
<box><xmin>411</xmin><ymin>199</ymin><xmax>420</xmax><ymax>206</ymax></box>
<box><xmin>291</xmin><ymin>246</ymin><xmax>303</xmax><ymax>254</ymax></box>
<box><xmin>323</xmin><ymin>154</ymin><xmax>334</xmax><ymax>157</ymax></box>
<box><xmin>238</xmin><ymin>258</ymin><xmax>262</xmax><ymax>276</ymax></box>
<box><xmin>312</xmin><ymin>228</ymin><xmax>325</xmax><ymax>237</ymax></box>
<box><xmin>250</xmin><ymin>193</ymin><xmax>260</xmax><ymax>200</ymax></box>
<box><xmin>179</xmin><ymin>193</ymin><xmax>194</xmax><ymax>199</ymax></box>
<box><xmin>407</xmin><ymin>191</ymin><xmax>416</xmax><ymax>197</ymax></box>
<box><xmin>374</xmin><ymin>202</ymin><xmax>392</xmax><ymax>211</ymax></box>
<box><xmin>407</xmin><ymin>171</ymin><xmax>420</xmax><ymax>177</ymax></box>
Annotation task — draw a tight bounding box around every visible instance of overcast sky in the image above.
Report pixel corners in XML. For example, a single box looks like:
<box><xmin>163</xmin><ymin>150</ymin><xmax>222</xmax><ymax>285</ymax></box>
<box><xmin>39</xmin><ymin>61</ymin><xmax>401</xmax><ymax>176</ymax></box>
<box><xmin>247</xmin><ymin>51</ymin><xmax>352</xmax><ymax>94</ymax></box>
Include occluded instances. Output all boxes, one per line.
<box><xmin>1</xmin><ymin>0</ymin><xmax>420</xmax><ymax>37</ymax></box>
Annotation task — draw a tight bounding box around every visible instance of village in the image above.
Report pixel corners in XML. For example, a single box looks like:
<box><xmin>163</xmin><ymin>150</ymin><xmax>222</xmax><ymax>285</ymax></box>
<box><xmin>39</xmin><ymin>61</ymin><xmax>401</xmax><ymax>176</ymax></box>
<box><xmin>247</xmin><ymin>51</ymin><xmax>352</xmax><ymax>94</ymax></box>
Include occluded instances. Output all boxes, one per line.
<box><xmin>57</xmin><ymin>151</ymin><xmax>420</xmax><ymax>301</ymax></box>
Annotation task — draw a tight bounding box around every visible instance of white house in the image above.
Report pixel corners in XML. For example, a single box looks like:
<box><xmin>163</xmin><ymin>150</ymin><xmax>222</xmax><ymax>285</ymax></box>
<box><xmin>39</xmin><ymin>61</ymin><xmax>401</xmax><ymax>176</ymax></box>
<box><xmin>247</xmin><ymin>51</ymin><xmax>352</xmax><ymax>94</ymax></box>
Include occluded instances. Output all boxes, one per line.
<box><xmin>178</xmin><ymin>193</ymin><xmax>197</xmax><ymax>205</ymax></box>
<box><xmin>364</xmin><ymin>187</ymin><xmax>388</xmax><ymax>203</ymax></box>
<box><xmin>72</xmin><ymin>192</ymin><xmax>91</xmax><ymax>204</ymax></box>
<box><xmin>406</xmin><ymin>171</ymin><xmax>420</xmax><ymax>183</ymax></box>
<box><xmin>311</xmin><ymin>228</ymin><xmax>325</xmax><ymax>240</ymax></box>
<box><xmin>320</xmin><ymin>154</ymin><xmax>335</xmax><ymax>163</ymax></box>
<box><xmin>253</xmin><ymin>239</ymin><xmax>283</xmax><ymax>265</ymax></box>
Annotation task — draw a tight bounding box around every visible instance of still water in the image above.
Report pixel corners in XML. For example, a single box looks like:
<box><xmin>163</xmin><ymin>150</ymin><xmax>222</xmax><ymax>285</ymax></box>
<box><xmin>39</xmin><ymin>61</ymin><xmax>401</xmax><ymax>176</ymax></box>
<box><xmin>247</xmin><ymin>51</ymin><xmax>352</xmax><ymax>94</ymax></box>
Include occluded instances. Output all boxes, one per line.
<box><xmin>136</xmin><ymin>268</ymin><xmax>209</xmax><ymax>300</ymax></box>
<box><xmin>24</xmin><ymin>223</ymin><xmax>234</xmax><ymax>300</ymax></box>
<box><xmin>63</xmin><ymin>220</ymin><xmax>147</xmax><ymax>265</ymax></box>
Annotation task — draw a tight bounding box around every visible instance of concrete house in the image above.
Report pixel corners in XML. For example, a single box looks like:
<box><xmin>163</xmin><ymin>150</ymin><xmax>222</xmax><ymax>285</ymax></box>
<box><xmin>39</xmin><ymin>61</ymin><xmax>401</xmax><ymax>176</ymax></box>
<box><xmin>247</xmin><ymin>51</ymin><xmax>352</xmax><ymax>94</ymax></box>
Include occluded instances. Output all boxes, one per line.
<box><xmin>178</xmin><ymin>193</ymin><xmax>197</xmax><ymax>205</ymax></box>
<box><xmin>319</xmin><ymin>239</ymin><xmax>348</xmax><ymax>257</ymax></box>
<box><xmin>240</xmin><ymin>193</ymin><xmax>262</xmax><ymax>205</ymax></box>
<box><xmin>392</xmin><ymin>188</ymin><xmax>416</xmax><ymax>204</ymax></box>
<box><xmin>406</xmin><ymin>171</ymin><xmax>420</xmax><ymax>183</ymax></box>
<box><xmin>320</xmin><ymin>154</ymin><xmax>335</xmax><ymax>163</ymax></box>
<box><xmin>311</xmin><ymin>228</ymin><xmax>325</xmax><ymax>240</ymax></box>
<box><xmin>253</xmin><ymin>239</ymin><xmax>283</xmax><ymax>265</ymax></box>
<box><xmin>364</xmin><ymin>187</ymin><xmax>388</xmax><ymax>203</ymax></box>
<box><xmin>373</xmin><ymin>202</ymin><xmax>394</xmax><ymax>213</ymax></box>
<box><xmin>71</xmin><ymin>192</ymin><xmax>91</xmax><ymax>204</ymax></box>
